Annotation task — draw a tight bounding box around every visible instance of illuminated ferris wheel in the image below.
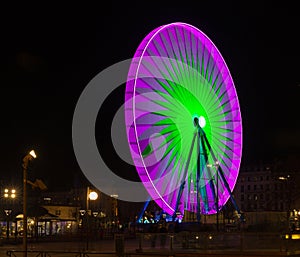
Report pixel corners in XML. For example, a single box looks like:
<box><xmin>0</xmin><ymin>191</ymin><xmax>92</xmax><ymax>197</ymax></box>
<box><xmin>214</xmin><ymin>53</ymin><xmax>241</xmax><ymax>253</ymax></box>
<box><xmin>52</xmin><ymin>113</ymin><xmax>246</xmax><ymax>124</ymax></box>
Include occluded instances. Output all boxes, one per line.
<box><xmin>125</xmin><ymin>22</ymin><xmax>242</xmax><ymax>221</ymax></box>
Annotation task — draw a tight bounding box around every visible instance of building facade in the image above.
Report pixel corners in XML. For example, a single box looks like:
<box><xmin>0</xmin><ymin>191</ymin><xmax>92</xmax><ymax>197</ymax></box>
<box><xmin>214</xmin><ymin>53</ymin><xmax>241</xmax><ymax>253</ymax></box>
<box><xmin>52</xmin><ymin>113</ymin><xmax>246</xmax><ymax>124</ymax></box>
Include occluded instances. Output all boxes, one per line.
<box><xmin>233</xmin><ymin>165</ymin><xmax>298</xmax><ymax>213</ymax></box>
<box><xmin>231</xmin><ymin>163</ymin><xmax>300</xmax><ymax>231</ymax></box>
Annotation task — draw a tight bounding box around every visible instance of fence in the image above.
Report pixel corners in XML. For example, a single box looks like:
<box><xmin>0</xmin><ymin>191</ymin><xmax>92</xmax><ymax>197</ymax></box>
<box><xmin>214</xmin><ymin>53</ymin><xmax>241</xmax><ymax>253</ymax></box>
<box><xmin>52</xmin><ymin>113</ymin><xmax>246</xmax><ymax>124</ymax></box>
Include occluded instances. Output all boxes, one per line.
<box><xmin>4</xmin><ymin>232</ymin><xmax>300</xmax><ymax>257</ymax></box>
<box><xmin>134</xmin><ymin>231</ymin><xmax>300</xmax><ymax>253</ymax></box>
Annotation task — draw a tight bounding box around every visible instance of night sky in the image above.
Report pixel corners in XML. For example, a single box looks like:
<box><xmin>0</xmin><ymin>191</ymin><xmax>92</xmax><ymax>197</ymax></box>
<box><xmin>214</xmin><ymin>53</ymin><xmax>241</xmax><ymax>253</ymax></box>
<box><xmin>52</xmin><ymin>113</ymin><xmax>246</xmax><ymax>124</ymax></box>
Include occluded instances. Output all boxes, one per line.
<box><xmin>1</xmin><ymin>2</ymin><xmax>299</xmax><ymax>191</ymax></box>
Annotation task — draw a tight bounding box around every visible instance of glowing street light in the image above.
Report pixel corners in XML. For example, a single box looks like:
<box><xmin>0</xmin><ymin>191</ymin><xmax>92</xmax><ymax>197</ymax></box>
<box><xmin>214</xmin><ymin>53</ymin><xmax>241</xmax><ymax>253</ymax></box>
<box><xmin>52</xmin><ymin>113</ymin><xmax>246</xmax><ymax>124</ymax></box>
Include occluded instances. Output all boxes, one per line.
<box><xmin>11</xmin><ymin>189</ymin><xmax>16</xmax><ymax>199</ymax></box>
<box><xmin>4</xmin><ymin>189</ymin><xmax>8</xmax><ymax>198</ymax></box>
<box><xmin>22</xmin><ymin>149</ymin><xmax>37</xmax><ymax>257</ymax></box>
<box><xmin>28</xmin><ymin>150</ymin><xmax>36</xmax><ymax>159</ymax></box>
<box><xmin>89</xmin><ymin>191</ymin><xmax>98</xmax><ymax>201</ymax></box>
<box><xmin>86</xmin><ymin>187</ymin><xmax>98</xmax><ymax>211</ymax></box>
<box><xmin>4</xmin><ymin>188</ymin><xmax>16</xmax><ymax>199</ymax></box>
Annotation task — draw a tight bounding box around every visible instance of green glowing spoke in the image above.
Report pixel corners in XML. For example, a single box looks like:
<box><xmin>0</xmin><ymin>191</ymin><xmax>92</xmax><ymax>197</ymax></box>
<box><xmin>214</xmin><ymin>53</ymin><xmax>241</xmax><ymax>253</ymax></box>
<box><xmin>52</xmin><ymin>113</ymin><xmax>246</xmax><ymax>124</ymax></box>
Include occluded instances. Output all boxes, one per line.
<box><xmin>162</xmin><ymin>138</ymin><xmax>181</xmax><ymax>174</ymax></box>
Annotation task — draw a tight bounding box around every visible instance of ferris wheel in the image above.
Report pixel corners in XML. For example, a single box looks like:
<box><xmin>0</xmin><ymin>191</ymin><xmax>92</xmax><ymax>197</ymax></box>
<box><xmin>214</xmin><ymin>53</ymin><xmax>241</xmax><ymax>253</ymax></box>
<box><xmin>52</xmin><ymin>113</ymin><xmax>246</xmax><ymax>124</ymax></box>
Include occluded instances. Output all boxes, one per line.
<box><xmin>125</xmin><ymin>22</ymin><xmax>242</xmax><ymax>221</ymax></box>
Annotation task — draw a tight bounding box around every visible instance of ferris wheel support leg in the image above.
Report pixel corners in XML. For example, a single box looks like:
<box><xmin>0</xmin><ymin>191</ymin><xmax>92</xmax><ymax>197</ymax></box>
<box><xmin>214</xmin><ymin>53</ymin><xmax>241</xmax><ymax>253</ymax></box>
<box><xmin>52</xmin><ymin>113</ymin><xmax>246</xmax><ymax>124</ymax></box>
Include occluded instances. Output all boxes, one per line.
<box><xmin>172</xmin><ymin>132</ymin><xmax>197</xmax><ymax>221</ymax></box>
<box><xmin>216</xmin><ymin>166</ymin><xmax>242</xmax><ymax>219</ymax></box>
<box><xmin>200</xmin><ymin>129</ymin><xmax>220</xmax><ymax>230</ymax></box>
<box><xmin>196</xmin><ymin>129</ymin><xmax>201</xmax><ymax>222</ymax></box>
<box><xmin>200</xmin><ymin>128</ymin><xmax>243</xmax><ymax>220</ymax></box>
<box><xmin>199</xmin><ymin>130</ymin><xmax>211</xmax><ymax>213</ymax></box>
<box><xmin>137</xmin><ymin>197</ymin><xmax>151</xmax><ymax>223</ymax></box>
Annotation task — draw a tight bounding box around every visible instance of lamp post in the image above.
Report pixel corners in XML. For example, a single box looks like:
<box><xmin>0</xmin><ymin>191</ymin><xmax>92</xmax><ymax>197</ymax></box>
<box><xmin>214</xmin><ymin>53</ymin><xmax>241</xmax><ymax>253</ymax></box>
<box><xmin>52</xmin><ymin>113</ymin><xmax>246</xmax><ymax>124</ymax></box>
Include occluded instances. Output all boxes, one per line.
<box><xmin>84</xmin><ymin>187</ymin><xmax>98</xmax><ymax>251</ymax></box>
<box><xmin>22</xmin><ymin>150</ymin><xmax>36</xmax><ymax>257</ymax></box>
<box><xmin>3</xmin><ymin>187</ymin><xmax>16</xmax><ymax>240</ymax></box>
<box><xmin>4</xmin><ymin>209</ymin><xmax>12</xmax><ymax>240</ymax></box>
<box><xmin>87</xmin><ymin>187</ymin><xmax>98</xmax><ymax>212</ymax></box>
<box><xmin>79</xmin><ymin>209</ymin><xmax>86</xmax><ymax>251</ymax></box>
<box><xmin>92</xmin><ymin>211</ymin><xmax>99</xmax><ymax>242</ymax></box>
<box><xmin>279</xmin><ymin>175</ymin><xmax>291</xmax><ymax>232</ymax></box>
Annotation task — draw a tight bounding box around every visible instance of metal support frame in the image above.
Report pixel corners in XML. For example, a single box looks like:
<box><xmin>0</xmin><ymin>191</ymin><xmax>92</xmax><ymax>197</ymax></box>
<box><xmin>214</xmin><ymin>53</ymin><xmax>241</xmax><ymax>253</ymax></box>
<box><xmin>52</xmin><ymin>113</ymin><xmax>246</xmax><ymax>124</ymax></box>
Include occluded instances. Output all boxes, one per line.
<box><xmin>200</xmin><ymin>127</ymin><xmax>243</xmax><ymax>221</ymax></box>
<box><xmin>173</xmin><ymin>132</ymin><xmax>197</xmax><ymax>221</ymax></box>
<box><xmin>137</xmin><ymin>198</ymin><xmax>151</xmax><ymax>223</ymax></box>
<box><xmin>173</xmin><ymin>118</ymin><xmax>243</xmax><ymax>223</ymax></box>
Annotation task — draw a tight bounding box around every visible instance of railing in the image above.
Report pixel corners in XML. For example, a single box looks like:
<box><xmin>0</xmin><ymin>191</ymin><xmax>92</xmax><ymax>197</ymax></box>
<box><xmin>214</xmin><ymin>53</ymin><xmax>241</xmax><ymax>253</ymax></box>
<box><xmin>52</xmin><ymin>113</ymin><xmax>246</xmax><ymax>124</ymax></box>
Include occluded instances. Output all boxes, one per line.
<box><xmin>4</xmin><ymin>232</ymin><xmax>300</xmax><ymax>257</ymax></box>
<box><xmin>6</xmin><ymin>250</ymin><xmax>116</xmax><ymax>257</ymax></box>
<box><xmin>134</xmin><ymin>231</ymin><xmax>300</xmax><ymax>253</ymax></box>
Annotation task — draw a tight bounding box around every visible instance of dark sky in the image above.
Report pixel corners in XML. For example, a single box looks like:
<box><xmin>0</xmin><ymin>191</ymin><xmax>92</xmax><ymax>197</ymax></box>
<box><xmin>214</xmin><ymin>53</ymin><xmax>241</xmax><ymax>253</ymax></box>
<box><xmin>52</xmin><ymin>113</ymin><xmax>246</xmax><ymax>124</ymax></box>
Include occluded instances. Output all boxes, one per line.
<box><xmin>1</xmin><ymin>2</ymin><xmax>299</xmax><ymax>190</ymax></box>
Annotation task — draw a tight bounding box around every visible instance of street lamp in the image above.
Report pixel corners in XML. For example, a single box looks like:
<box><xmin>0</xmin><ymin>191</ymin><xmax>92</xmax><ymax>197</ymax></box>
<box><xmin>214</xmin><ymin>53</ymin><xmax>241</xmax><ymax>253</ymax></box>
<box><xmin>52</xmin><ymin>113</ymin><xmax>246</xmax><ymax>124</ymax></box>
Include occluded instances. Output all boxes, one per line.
<box><xmin>3</xmin><ymin>188</ymin><xmax>17</xmax><ymax>241</ymax></box>
<box><xmin>22</xmin><ymin>150</ymin><xmax>37</xmax><ymax>257</ymax></box>
<box><xmin>92</xmin><ymin>211</ymin><xmax>99</xmax><ymax>218</ymax></box>
<box><xmin>111</xmin><ymin>194</ymin><xmax>119</xmax><ymax>223</ymax></box>
<box><xmin>4</xmin><ymin>188</ymin><xmax>17</xmax><ymax>199</ymax></box>
<box><xmin>92</xmin><ymin>211</ymin><xmax>99</xmax><ymax>240</ymax></box>
<box><xmin>279</xmin><ymin>175</ymin><xmax>291</xmax><ymax>232</ymax></box>
<box><xmin>83</xmin><ymin>187</ymin><xmax>98</xmax><ymax>251</ymax></box>
<box><xmin>89</xmin><ymin>191</ymin><xmax>98</xmax><ymax>201</ymax></box>
<box><xmin>86</xmin><ymin>187</ymin><xmax>98</xmax><ymax>212</ymax></box>
<box><xmin>3</xmin><ymin>188</ymin><xmax>17</xmax><ymax>199</ymax></box>
<box><xmin>4</xmin><ymin>209</ymin><xmax>12</xmax><ymax>240</ymax></box>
